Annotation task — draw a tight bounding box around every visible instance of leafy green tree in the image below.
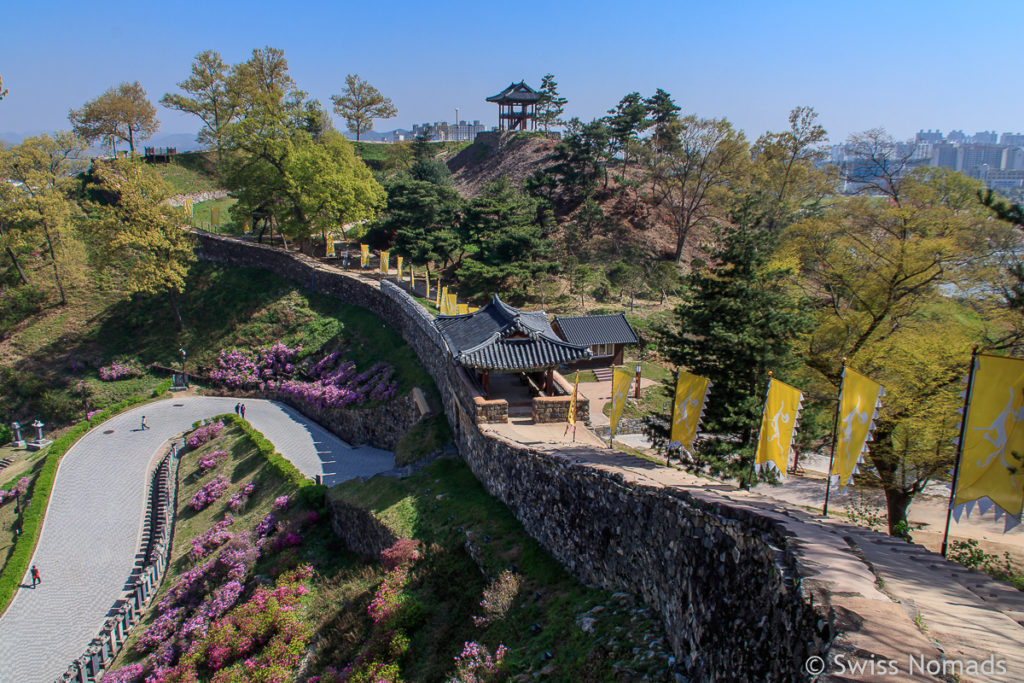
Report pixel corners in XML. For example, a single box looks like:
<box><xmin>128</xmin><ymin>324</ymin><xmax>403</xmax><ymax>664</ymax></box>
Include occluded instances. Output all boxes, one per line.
<box><xmin>658</xmin><ymin>200</ymin><xmax>807</xmax><ymax>481</ymax></box>
<box><xmin>536</xmin><ymin>73</ymin><xmax>568</xmax><ymax>133</ymax></box>
<box><xmin>331</xmin><ymin>74</ymin><xmax>397</xmax><ymax>141</ymax></box>
<box><xmin>607</xmin><ymin>258</ymin><xmax>645</xmax><ymax>311</ymax></box>
<box><xmin>160</xmin><ymin>50</ymin><xmax>239</xmax><ymax>161</ymax></box>
<box><xmin>979</xmin><ymin>189</ymin><xmax>1024</xmax><ymax>312</ymax></box>
<box><xmin>69</xmin><ymin>81</ymin><xmax>159</xmax><ymax>155</ymax></box>
<box><xmin>374</xmin><ymin>178</ymin><xmax>462</xmax><ymax>279</ymax></box>
<box><xmin>457</xmin><ymin>178</ymin><xmax>553</xmax><ymax>299</ymax></box>
<box><xmin>229</xmin><ymin>46</ymin><xmax>296</xmax><ymax>114</ymax></box>
<box><xmin>1</xmin><ymin>132</ymin><xmax>88</xmax><ymax>304</ymax></box>
<box><xmin>649</xmin><ymin>115</ymin><xmax>748</xmax><ymax>263</ymax></box>
<box><xmin>783</xmin><ymin>167</ymin><xmax>1024</xmax><ymax>533</ymax></box>
<box><xmin>86</xmin><ymin>159</ymin><xmax>196</xmax><ymax>328</ymax></box>
<box><xmin>751</xmin><ymin>106</ymin><xmax>832</xmax><ymax>232</ymax></box>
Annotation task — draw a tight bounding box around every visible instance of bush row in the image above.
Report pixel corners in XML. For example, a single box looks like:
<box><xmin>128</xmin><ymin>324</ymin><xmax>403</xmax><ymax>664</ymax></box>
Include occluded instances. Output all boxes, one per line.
<box><xmin>0</xmin><ymin>379</ymin><xmax>173</xmax><ymax>615</ymax></box>
<box><xmin>207</xmin><ymin>414</ymin><xmax>326</xmax><ymax>507</ymax></box>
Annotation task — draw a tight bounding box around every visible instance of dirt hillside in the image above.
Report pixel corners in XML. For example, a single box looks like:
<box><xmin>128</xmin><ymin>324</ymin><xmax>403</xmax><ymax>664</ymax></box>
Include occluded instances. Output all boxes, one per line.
<box><xmin>447</xmin><ymin>132</ymin><xmax>557</xmax><ymax>199</ymax></box>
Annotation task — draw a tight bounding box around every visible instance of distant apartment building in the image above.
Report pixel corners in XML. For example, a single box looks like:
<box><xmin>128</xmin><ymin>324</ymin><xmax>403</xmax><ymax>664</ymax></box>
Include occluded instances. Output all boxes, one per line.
<box><xmin>1000</xmin><ymin>132</ymin><xmax>1024</xmax><ymax>146</ymax></box>
<box><xmin>971</xmin><ymin>130</ymin><xmax>999</xmax><ymax>144</ymax></box>
<box><xmin>915</xmin><ymin>129</ymin><xmax>944</xmax><ymax>144</ymax></box>
<box><xmin>411</xmin><ymin>120</ymin><xmax>487</xmax><ymax>142</ymax></box>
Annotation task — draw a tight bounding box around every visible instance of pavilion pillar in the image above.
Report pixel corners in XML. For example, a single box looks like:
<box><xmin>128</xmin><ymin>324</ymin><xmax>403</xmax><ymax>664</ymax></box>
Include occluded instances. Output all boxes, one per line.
<box><xmin>482</xmin><ymin>371</ymin><xmax>490</xmax><ymax>400</ymax></box>
<box><xmin>546</xmin><ymin>369</ymin><xmax>554</xmax><ymax>396</ymax></box>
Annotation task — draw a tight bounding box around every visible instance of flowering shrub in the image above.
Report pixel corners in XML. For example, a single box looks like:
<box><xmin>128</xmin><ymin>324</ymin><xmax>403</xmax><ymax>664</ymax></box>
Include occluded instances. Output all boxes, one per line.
<box><xmin>98</xmin><ymin>359</ymin><xmax>144</xmax><ymax>381</ymax></box>
<box><xmin>198</xmin><ymin>450</ymin><xmax>229</xmax><ymax>474</ymax></box>
<box><xmin>100</xmin><ymin>662</ymin><xmax>146</xmax><ymax>682</ymax></box>
<box><xmin>186</xmin><ymin>420</ymin><xmax>225</xmax><ymax>449</ymax></box>
<box><xmin>472</xmin><ymin>570</ymin><xmax>521</xmax><ymax>628</ymax></box>
<box><xmin>208</xmin><ymin>343</ymin><xmax>398</xmax><ymax>410</ymax></box>
<box><xmin>451</xmin><ymin>641</ymin><xmax>508</xmax><ymax>683</ymax></box>
<box><xmin>86</xmin><ymin>409</ymin><xmax>102</xmax><ymax>421</ymax></box>
<box><xmin>190</xmin><ymin>516</ymin><xmax>235</xmax><ymax>560</ymax></box>
<box><xmin>0</xmin><ymin>477</ymin><xmax>30</xmax><ymax>506</ymax></box>
<box><xmin>72</xmin><ymin>380</ymin><xmax>93</xmax><ymax>397</ymax></box>
<box><xmin>139</xmin><ymin>608</ymin><xmax>182</xmax><ymax>652</ymax></box>
<box><xmin>190</xmin><ymin>476</ymin><xmax>230</xmax><ymax>511</ymax></box>
<box><xmin>227</xmin><ymin>481</ymin><xmax>257</xmax><ymax>512</ymax></box>
<box><xmin>273</xmin><ymin>495</ymin><xmax>290</xmax><ymax>511</ymax></box>
<box><xmin>368</xmin><ymin>568</ymin><xmax>408</xmax><ymax>624</ymax></box>
<box><xmin>254</xmin><ymin>513</ymin><xmax>278</xmax><ymax>541</ymax></box>
<box><xmin>381</xmin><ymin>538</ymin><xmax>421</xmax><ymax>571</ymax></box>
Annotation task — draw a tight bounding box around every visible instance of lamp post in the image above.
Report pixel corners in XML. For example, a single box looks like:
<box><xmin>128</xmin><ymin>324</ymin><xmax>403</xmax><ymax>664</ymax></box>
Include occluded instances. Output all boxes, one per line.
<box><xmin>179</xmin><ymin>347</ymin><xmax>188</xmax><ymax>387</ymax></box>
<box><xmin>634</xmin><ymin>363</ymin><xmax>642</xmax><ymax>399</ymax></box>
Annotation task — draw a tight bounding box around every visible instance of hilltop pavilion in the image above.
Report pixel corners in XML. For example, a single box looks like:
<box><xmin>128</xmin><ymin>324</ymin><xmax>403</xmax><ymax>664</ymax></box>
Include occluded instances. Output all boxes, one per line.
<box><xmin>486</xmin><ymin>81</ymin><xmax>540</xmax><ymax>132</ymax></box>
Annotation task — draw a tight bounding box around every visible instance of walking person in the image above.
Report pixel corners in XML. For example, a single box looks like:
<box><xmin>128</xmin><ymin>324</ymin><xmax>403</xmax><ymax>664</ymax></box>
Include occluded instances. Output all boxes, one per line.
<box><xmin>30</xmin><ymin>565</ymin><xmax>40</xmax><ymax>588</ymax></box>
<box><xmin>234</xmin><ymin>403</ymin><xmax>240</xmax><ymax>416</ymax></box>
<box><xmin>240</xmin><ymin>404</ymin><xmax>246</xmax><ymax>420</ymax></box>
<box><xmin>141</xmin><ymin>415</ymin><xmax>149</xmax><ymax>431</ymax></box>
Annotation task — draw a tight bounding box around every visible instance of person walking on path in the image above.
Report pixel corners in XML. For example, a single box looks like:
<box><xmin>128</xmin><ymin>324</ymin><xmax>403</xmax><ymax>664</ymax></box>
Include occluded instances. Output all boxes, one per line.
<box><xmin>234</xmin><ymin>403</ymin><xmax>240</xmax><ymax>416</ymax></box>
<box><xmin>30</xmin><ymin>565</ymin><xmax>40</xmax><ymax>587</ymax></box>
<box><xmin>239</xmin><ymin>404</ymin><xmax>246</xmax><ymax>420</ymax></box>
<box><xmin>140</xmin><ymin>416</ymin><xmax>149</xmax><ymax>431</ymax></box>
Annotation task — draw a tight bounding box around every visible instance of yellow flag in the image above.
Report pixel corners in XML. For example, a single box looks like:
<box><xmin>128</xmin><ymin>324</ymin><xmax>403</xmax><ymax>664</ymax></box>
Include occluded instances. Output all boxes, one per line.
<box><xmin>242</xmin><ymin>218</ymin><xmax>251</xmax><ymax>234</ymax></box>
<box><xmin>831</xmin><ymin>368</ymin><xmax>884</xmax><ymax>491</ymax></box>
<box><xmin>438</xmin><ymin>284</ymin><xmax>445</xmax><ymax>309</ymax></box>
<box><xmin>754</xmin><ymin>378</ymin><xmax>803</xmax><ymax>478</ymax></box>
<box><xmin>211</xmin><ymin>206</ymin><xmax>221</xmax><ymax>224</ymax></box>
<box><xmin>184</xmin><ymin>197</ymin><xmax>194</xmax><ymax>218</ymax></box>
<box><xmin>457</xmin><ymin>303</ymin><xmax>468</xmax><ymax>315</ymax></box>
<box><xmin>954</xmin><ymin>354</ymin><xmax>1024</xmax><ymax>522</ymax></box>
<box><xmin>411</xmin><ymin>267</ymin><xmax>416</xmax><ymax>288</ymax></box>
<box><xmin>468</xmin><ymin>306</ymin><xmax>479</xmax><ymax>313</ymax></box>
<box><xmin>567</xmin><ymin>373</ymin><xmax>579</xmax><ymax>427</ymax></box>
<box><xmin>610</xmin><ymin>368</ymin><xmax>633</xmax><ymax>439</ymax></box>
<box><xmin>670</xmin><ymin>371</ymin><xmax>711</xmax><ymax>452</ymax></box>
<box><xmin>447</xmin><ymin>293</ymin><xmax>458</xmax><ymax>315</ymax></box>
<box><xmin>396</xmin><ymin>256</ymin><xmax>404</xmax><ymax>279</ymax></box>
<box><xmin>325</xmin><ymin>233</ymin><xmax>336</xmax><ymax>257</ymax></box>
<box><xmin>380</xmin><ymin>250</ymin><xmax>390</xmax><ymax>273</ymax></box>
<box><xmin>360</xmin><ymin>244</ymin><xmax>369</xmax><ymax>268</ymax></box>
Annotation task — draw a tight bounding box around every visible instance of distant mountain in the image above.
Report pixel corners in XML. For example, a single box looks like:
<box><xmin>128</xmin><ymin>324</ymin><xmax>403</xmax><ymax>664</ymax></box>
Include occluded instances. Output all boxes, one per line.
<box><xmin>0</xmin><ymin>131</ymin><xmax>205</xmax><ymax>152</ymax></box>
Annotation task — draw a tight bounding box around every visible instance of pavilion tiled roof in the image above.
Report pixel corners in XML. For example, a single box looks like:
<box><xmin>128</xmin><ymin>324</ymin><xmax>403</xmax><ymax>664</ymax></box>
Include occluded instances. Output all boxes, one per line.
<box><xmin>434</xmin><ymin>295</ymin><xmax>591</xmax><ymax>372</ymax></box>
<box><xmin>485</xmin><ymin>81</ymin><xmax>541</xmax><ymax>104</ymax></box>
<box><xmin>553</xmin><ymin>313</ymin><xmax>640</xmax><ymax>347</ymax></box>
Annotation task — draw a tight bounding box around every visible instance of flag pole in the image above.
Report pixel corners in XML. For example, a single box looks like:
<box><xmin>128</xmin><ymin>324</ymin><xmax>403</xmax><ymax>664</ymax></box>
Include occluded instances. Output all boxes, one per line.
<box><xmin>941</xmin><ymin>344</ymin><xmax>980</xmax><ymax>557</ymax></box>
<box><xmin>822</xmin><ymin>358</ymin><xmax>847</xmax><ymax>516</ymax></box>
<box><xmin>573</xmin><ymin>371</ymin><xmax>578</xmax><ymax>443</ymax></box>
<box><xmin>747</xmin><ymin>371</ymin><xmax>772</xmax><ymax>490</ymax></box>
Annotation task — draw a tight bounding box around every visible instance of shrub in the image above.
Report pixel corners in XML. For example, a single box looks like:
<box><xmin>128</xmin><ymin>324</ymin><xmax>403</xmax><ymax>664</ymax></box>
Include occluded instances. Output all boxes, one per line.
<box><xmin>187</xmin><ymin>420</ymin><xmax>225</xmax><ymax>449</ymax></box>
<box><xmin>452</xmin><ymin>641</ymin><xmax>508</xmax><ymax>682</ymax></box>
<box><xmin>198</xmin><ymin>450</ymin><xmax>229</xmax><ymax>473</ymax></box>
<box><xmin>381</xmin><ymin>538</ymin><xmax>421</xmax><ymax>571</ymax></box>
<box><xmin>98</xmin><ymin>359</ymin><xmax>145</xmax><ymax>381</ymax></box>
<box><xmin>190</xmin><ymin>476</ymin><xmax>231</xmax><ymax>511</ymax></box>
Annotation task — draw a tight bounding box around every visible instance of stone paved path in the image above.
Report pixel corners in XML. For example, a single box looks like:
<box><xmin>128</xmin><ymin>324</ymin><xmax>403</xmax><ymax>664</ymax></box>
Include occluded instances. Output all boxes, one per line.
<box><xmin>0</xmin><ymin>396</ymin><xmax>393</xmax><ymax>682</ymax></box>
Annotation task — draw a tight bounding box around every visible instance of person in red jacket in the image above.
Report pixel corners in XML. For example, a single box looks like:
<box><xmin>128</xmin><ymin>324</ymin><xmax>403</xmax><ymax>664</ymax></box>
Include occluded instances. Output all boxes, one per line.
<box><xmin>30</xmin><ymin>565</ymin><xmax>40</xmax><ymax>587</ymax></box>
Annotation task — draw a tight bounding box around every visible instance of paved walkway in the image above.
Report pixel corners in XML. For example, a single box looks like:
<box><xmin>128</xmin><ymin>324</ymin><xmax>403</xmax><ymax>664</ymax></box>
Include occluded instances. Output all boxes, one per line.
<box><xmin>0</xmin><ymin>396</ymin><xmax>393</xmax><ymax>682</ymax></box>
<box><xmin>551</xmin><ymin>428</ymin><xmax>1024</xmax><ymax>681</ymax></box>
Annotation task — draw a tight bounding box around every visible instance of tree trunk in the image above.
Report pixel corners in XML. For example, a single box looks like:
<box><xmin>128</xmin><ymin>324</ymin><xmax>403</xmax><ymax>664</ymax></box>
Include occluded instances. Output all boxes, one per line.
<box><xmin>884</xmin><ymin>487</ymin><xmax>913</xmax><ymax>537</ymax></box>
<box><xmin>168</xmin><ymin>288</ymin><xmax>184</xmax><ymax>331</ymax></box>
<box><xmin>128</xmin><ymin>126</ymin><xmax>135</xmax><ymax>156</ymax></box>
<box><xmin>42</xmin><ymin>227</ymin><xmax>66</xmax><ymax>306</ymax></box>
<box><xmin>0</xmin><ymin>222</ymin><xmax>29</xmax><ymax>285</ymax></box>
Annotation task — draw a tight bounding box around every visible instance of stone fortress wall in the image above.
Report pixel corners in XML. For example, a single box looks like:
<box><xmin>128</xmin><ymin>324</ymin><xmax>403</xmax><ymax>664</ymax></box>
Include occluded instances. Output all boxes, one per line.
<box><xmin>196</xmin><ymin>232</ymin><xmax>870</xmax><ymax>681</ymax></box>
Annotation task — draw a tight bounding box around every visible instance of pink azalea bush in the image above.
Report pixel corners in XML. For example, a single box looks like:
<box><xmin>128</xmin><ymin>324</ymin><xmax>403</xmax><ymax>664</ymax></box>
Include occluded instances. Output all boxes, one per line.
<box><xmin>98</xmin><ymin>359</ymin><xmax>144</xmax><ymax>381</ymax></box>
<box><xmin>190</xmin><ymin>476</ymin><xmax>230</xmax><ymax>511</ymax></box>
<box><xmin>208</xmin><ymin>343</ymin><xmax>399</xmax><ymax>410</ymax></box>
<box><xmin>273</xmin><ymin>495</ymin><xmax>290</xmax><ymax>511</ymax></box>
<box><xmin>381</xmin><ymin>538</ymin><xmax>421</xmax><ymax>571</ymax></box>
<box><xmin>452</xmin><ymin>641</ymin><xmax>509</xmax><ymax>682</ymax></box>
<box><xmin>227</xmin><ymin>481</ymin><xmax>257</xmax><ymax>512</ymax></box>
<box><xmin>198</xmin><ymin>450</ymin><xmax>229</xmax><ymax>474</ymax></box>
<box><xmin>190</xmin><ymin>516</ymin><xmax>235</xmax><ymax>560</ymax></box>
<box><xmin>186</xmin><ymin>420</ymin><xmax>224</xmax><ymax>449</ymax></box>
<box><xmin>0</xmin><ymin>477</ymin><xmax>30</xmax><ymax>506</ymax></box>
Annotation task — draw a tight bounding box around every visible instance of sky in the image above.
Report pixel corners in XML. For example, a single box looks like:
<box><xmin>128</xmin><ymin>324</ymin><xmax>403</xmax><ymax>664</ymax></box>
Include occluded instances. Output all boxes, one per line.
<box><xmin>2</xmin><ymin>0</ymin><xmax>1022</xmax><ymax>145</ymax></box>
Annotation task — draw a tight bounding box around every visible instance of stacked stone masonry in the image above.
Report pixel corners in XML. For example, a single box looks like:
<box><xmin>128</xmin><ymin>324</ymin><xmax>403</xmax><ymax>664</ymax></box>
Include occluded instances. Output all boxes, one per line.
<box><xmin>197</xmin><ymin>232</ymin><xmax>850</xmax><ymax>681</ymax></box>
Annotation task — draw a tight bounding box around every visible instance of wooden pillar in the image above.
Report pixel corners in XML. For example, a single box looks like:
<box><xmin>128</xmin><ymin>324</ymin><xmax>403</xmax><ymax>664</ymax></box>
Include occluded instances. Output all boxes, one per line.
<box><xmin>546</xmin><ymin>369</ymin><xmax>554</xmax><ymax>396</ymax></box>
<box><xmin>482</xmin><ymin>371</ymin><xmax>490</xmax><ymax>400</ymax></box>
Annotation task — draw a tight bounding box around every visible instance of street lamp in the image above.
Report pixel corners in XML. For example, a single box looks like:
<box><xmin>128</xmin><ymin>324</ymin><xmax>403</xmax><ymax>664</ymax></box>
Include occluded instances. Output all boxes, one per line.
<box><xmin>179</xmin><ymin>347</ymin><xmax>188</xmax><ymax>387</ymax></box>
<box><xmin>634</xmin><ymin>363</ymin><xmax>642</xmax><ymax>399</ymax></box>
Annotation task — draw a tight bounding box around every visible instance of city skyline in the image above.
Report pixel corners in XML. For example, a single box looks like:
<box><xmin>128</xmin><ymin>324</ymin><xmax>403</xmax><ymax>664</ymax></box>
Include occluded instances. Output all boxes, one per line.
<box><xmin>2</xmin><ymin>0</ymin><xmax>1023</xmax><ymax>144</ymax></box>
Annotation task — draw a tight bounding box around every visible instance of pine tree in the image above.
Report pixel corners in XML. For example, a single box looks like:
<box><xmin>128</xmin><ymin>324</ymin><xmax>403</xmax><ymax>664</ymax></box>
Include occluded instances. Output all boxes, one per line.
<box><xmin>536</xmin><ymin>74</ymin><xmax>567</xmax><ymax>133</ymax></box>
<box><xmin>656</xmin><ymin>200</ymin><xmax>807</xmax><ymax>480</ymax></box>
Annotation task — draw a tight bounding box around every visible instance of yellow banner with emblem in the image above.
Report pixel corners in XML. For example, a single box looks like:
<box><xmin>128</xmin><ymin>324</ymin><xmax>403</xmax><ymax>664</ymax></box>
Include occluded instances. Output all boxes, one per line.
<box><xmin>396</xmin><ymin>256</ymin><xmax>403</xmax><ymax>279</ymax></box>
<box><xmin>325</xmin><ymin>233</ymin><xmax>335</xmax><ymax>257</ymax></box>
<box><xmin>360</xmin><ymin>244</ymin><xmax>369</xmax><ymax>268</ymax></box>
<box><xmin>184</xmin><ymin>197</ymin><xmax>194</xmax><ymax>218</ymax></box>
<box><xmin>380</xmin><ymin>250</ymin><xmax>390</xmax><ymax>273</ymax></box>
<box><xmin>610</xmin><ymin>368</ymin><xmax>634</xmax><ymax>440</ymax></box>
<box><xmin>669</xmin><ymin>371</ymin><xmax>711</xmax><ymax>453</ymax></box>
<box><xmin>831</xmin><ymin>367</ymin><xmax>884</xmax><ymax>491</ymax></box>
<box><xmin>754</xmin><ymin>378</ymin><xmax>803</xmax><ymax>478</ymax></box>
<box><xmin>567</xmin><ymin>373</ymin><xmax>579</xmax><ymax>428</ymax></box>
<box><xmin>953</xmin><ymin>354</ymin><xmax>1024</xmax><ymax>526</ymax></box>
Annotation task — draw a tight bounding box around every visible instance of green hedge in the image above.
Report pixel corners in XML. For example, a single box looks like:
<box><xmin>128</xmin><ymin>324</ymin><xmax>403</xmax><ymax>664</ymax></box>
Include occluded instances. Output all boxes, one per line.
<box><xmin>200</xmin><ymin>414</ymin><xmax>325</xmax><ymax>502</ymax></box>
<box><xmin>0</xmin><ymin>381</ymin><xmax>173</xmax><ymax>615</ymax></box>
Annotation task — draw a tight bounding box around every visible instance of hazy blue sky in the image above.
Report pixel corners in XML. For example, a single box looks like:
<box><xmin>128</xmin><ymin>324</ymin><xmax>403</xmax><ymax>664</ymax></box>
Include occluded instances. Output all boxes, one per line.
<box><xmin>2</xmin><ymin>0</ymin><xmax>1020</xmax><ymax>143</ymax></box>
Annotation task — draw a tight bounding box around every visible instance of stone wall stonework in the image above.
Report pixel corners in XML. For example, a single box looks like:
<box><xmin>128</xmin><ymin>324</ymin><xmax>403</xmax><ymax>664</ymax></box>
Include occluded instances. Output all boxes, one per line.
<box><xmin>195</xmin><ymin>232</ymin><xmax>862</xmax><ymax>681</ymax></box>
<box><xmin>326</xmin><ymin>497</ymin><xmax>398</xmax><ymax>559</ymax></box>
